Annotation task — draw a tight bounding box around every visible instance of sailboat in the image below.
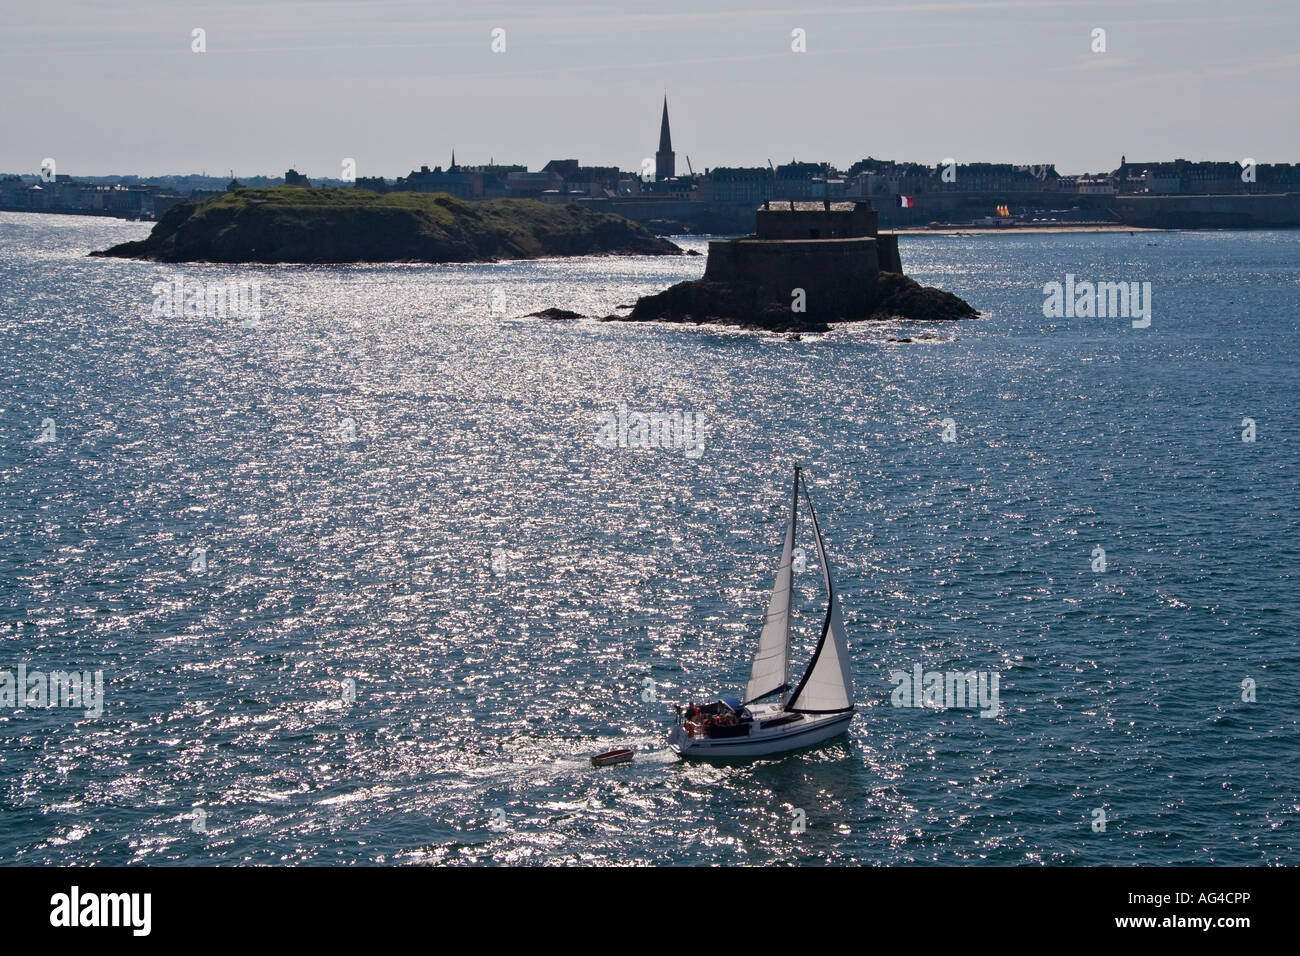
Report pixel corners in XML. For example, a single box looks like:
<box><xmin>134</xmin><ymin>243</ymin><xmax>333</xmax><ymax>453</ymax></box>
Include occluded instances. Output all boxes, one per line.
<box><xmin>668</xmin><ymin>464</ymin><xmax>855</xmax><ymax>758</ymax></box>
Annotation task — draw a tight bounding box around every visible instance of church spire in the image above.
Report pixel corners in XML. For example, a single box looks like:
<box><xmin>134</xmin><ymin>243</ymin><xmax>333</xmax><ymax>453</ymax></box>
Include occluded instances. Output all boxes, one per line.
<box><xmin>655</xmin><ymin>96</ymin><xmax>675</xmax><ymax>181</ymax></box>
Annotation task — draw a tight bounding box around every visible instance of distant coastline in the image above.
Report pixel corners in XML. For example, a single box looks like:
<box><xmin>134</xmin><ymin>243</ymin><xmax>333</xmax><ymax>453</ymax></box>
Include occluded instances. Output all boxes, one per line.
<box><xmin>8</xmin><ymin>149</ymin><xmax>1300</xmax><ymax>234</ymax></box>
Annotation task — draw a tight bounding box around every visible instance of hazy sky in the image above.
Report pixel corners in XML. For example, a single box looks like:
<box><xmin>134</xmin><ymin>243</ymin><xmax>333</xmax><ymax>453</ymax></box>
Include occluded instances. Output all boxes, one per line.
<box><xmin>2</xmin><ymin>0</ymin><xmax>1297</xmax><ymax>178</ymax></box>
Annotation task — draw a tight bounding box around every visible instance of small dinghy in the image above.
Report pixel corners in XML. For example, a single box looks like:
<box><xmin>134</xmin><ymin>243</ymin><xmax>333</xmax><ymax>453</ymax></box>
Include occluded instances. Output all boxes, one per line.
<box><xmin>591</xmin><ymin>747</ymin><xmax>635</xmax><ymax>767</ymax></box>
<box><xmin>668</xmin><ymin>464</ymin><xmax>855</xmax><ymax>759</ymax></box>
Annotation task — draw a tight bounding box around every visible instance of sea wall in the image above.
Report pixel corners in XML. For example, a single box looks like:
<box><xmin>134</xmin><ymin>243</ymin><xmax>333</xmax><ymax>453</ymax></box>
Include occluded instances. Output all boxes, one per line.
<box><xmin>574</xmin><ymin>197</ymin><xmax>758</xmax><ymax>234</ymax></box>
<box><xmin>1112</xmin><ymin>193</ymin><xmax>1300</xmax><ymax>229</ymax></box>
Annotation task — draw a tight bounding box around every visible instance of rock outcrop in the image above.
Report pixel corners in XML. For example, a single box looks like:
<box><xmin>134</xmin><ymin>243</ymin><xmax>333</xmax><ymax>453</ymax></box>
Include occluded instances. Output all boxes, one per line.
<box><xmin>620</xmin><ymin>270</ymin><xmax>978</xmax><ymax>333</ymax></box>
<box><xmin>91</xmin><ymin>187</ymin><xmax>682</xmax><ymax>264</ymax></box>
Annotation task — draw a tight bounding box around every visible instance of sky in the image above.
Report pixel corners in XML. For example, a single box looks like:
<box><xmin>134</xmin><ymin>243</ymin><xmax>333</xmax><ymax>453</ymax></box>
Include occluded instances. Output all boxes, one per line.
<box><xmin>1</xmin><ymin>0</ymin><xmax>1297</xmax><ymax>179</ymax></box>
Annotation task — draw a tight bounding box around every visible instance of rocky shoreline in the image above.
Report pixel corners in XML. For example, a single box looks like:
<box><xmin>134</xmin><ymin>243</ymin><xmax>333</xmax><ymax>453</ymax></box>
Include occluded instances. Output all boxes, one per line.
<box><xmin>90</xmin><ymin>187</ymin><xmax>681</xmax><ymax>264</ymax></box>
<box><xmin>611</xmin><ymin>270</ymin><xmax>978</xmax><ymax>334</ymax></box>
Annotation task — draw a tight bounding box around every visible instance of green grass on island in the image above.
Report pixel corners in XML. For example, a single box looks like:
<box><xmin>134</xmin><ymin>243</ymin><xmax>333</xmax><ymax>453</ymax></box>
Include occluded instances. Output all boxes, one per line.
<box><xmin>92</xmin><ymin>186</ymin><xmax>681</xmax><ymax>263</ymax></box>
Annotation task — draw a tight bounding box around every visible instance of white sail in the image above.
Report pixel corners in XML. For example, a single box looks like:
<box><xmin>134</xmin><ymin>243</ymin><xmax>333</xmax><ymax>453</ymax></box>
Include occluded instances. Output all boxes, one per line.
<box><xmin>787</xmin><ymin>480</ymin><xmax>854</xmax><ymax>713</ymax></box>
<box><xmin>744</xmin><ymin>467</ymin><xmax>799</xmax><ymax>704</ymax></box>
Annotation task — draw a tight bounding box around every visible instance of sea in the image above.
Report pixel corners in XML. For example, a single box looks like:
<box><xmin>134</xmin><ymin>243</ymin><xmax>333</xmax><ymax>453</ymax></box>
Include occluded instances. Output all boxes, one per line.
<box><xmin>0</xmin><ymin>211</ymin><xmax>1296</xmax><ymax>865</ymax></box>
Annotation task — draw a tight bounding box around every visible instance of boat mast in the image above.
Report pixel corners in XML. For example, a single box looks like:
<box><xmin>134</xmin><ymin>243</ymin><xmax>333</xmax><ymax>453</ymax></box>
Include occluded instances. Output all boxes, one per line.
<box><xmin>782</xmin><ymin>463</ymin><xmax>799</xmax><ymax>707</ymax></box>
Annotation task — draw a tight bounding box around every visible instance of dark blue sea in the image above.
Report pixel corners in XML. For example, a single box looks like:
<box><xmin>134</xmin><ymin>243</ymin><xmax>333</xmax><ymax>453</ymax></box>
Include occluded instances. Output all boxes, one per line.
<box><xmin>1</xmin><ymin>212</ymin><xmax>1296</xmax><ymax>865</ymax></box>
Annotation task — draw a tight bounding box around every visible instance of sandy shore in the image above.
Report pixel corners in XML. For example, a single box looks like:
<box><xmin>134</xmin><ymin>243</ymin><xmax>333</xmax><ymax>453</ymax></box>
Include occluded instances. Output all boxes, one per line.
<box><xmin>893</xmin><ymin>224</ymin><xmax>1161</xmax><ymax>235</ymax></box>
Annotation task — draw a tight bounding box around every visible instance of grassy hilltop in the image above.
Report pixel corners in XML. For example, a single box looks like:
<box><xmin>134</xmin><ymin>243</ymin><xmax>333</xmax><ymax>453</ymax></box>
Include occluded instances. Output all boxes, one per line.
<box><xmin>92</xmin><ymin>187</ymin><xmax>681</xmax><ymax>263</ymax></box>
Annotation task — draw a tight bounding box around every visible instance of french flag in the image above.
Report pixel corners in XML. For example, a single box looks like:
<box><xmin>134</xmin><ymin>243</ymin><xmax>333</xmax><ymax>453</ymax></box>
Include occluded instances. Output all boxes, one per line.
<box><xmin>897</xmin><ymin>195</ymin><xmax>916</xmax><ymax>208</ymax></box>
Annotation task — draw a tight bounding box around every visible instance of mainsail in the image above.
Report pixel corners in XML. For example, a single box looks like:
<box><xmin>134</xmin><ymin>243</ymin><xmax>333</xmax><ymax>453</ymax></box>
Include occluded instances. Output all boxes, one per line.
<box><xmin>744</xmin><ymin>466</ymin><xmax>799</xmax><ymax>705</ymax></box>
<box><xmin>786</xmin><ymin>475</ymin><xmax>855</xmax><ymax>714</ymax></box>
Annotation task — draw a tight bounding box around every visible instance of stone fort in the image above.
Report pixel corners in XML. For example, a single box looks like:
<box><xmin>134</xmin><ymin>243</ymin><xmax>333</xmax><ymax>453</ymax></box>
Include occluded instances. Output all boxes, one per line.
<box><xmin>701</xmin><ymin>200</ymin><xmax>902</xmax><ymax>321</ymax></box>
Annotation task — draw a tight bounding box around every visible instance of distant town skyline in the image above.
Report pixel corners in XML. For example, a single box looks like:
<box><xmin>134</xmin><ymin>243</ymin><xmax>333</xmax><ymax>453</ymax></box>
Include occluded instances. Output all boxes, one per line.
<box><xmin>3</xmin><ymin>0</ymin><xmax>1298</xmax><ymax>179</ymax></box>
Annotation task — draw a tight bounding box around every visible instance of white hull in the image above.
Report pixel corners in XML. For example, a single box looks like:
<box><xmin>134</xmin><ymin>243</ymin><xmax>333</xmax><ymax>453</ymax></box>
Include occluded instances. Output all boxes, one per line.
<box><xmin>668</xmin><ymin>710</ymin><xmax>853</xmax><ymax>759</ymax></box>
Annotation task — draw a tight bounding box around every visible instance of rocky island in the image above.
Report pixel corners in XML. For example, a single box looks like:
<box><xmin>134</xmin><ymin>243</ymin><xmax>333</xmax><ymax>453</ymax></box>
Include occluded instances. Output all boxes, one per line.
<box><xmin>613</xmin><ymin>201</ymin><xmax>978</xmax><ymax>333</ymax></box>
<box><xmin>91</xmin><ymin>187</ymin><xmax>681</xmax><ymax>264</ymax></box>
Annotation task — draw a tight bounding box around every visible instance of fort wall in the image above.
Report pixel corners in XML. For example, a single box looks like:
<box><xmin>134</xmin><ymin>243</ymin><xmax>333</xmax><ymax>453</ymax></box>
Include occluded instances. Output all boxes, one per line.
<box><xmin>704</xmin><ymin>237</ymin><xmax>880</xmax><ymax>319</ymax></box>
<box><xmin>876</xmin><ymin>233</ymin><xmax>901</xmax><ymax>273</ymax></box>
<box><xmin>754</xmin><ymin>204</ymin><xmax>878</xmax><ymax>239</ymax></box>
